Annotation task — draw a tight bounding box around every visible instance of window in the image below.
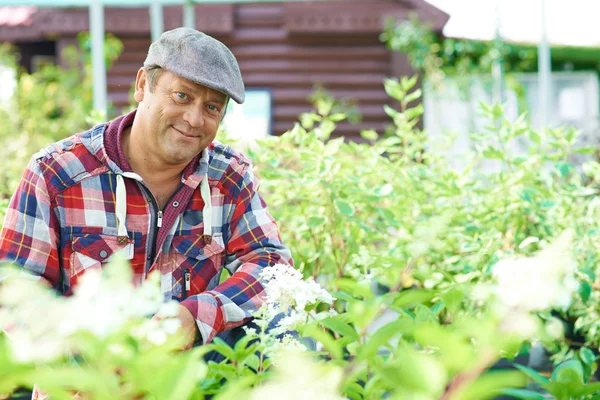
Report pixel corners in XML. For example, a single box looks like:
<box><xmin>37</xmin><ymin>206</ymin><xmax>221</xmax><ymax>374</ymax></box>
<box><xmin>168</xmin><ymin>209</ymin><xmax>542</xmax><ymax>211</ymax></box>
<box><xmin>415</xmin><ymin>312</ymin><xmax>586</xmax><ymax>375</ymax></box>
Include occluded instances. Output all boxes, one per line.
<box><xmin>222</xmin><ymin>89</ymin><xmax>273</xmax><ymax>144</ymax></box>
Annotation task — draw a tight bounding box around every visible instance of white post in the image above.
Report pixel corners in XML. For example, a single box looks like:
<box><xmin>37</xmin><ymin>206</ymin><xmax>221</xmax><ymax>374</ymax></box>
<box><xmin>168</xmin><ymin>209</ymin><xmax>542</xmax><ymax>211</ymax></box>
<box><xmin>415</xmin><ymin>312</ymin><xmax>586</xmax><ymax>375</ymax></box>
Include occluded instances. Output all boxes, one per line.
<box><xmin>538</xmin><ymin>0</ymin><xmax>551</xmax><ymax>129</ymax></box>
<box><xmin>492</xmin><ymin>0</ymin><xmax>503</xmax><ymax>104</ymax></box>
<box><xmin>183</xmin><ymin>0</ymin><xmax>195</xmax><ymax>29</ymax></box>
<box><xmin>89</xmin><ymin>0</ymin><xmax>107</xmax><ymax>116</ymax></box>
<box><xmin>150</xmin><ymin>0</ymin><xmax>164</xmax><ymax>42</ymax></box>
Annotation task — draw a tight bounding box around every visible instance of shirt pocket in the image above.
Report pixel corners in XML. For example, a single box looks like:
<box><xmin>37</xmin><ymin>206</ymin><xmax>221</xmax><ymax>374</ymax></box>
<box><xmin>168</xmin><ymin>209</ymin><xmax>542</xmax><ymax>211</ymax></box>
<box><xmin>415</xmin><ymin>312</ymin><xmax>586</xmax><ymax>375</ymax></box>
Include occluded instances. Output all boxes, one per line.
<box><xmin>69</xmin><ymin>234</ymin><xmax>135</xmax><ymax>284</ymax></box>
<box><xmin>170</xmin><ymin>233</ymin><xmax>225</xmax><ymax>298</ymax></box>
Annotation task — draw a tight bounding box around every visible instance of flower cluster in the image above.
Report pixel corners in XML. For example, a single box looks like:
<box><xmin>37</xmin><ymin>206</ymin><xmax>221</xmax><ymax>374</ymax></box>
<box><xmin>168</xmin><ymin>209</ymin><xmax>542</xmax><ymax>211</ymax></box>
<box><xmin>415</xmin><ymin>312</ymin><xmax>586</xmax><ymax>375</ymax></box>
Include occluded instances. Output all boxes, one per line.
<box><xmin>0</xmin><ymin>256</ymin><xmax>180</xmax><ymax>363</ymax></box>
<box><xmin>260</xmin><ymin>263</ymin><xmax>334</xmax><ymax>311</ymax></box>
<box><xmin>243</xmin><ymin>264</ymin><xmax>335</xmax><ymax>360</ymax></box>
<box><xmin>491</xmin><ymin>230</ymin><xmax>579</xmax><ymax>337</ymax></box>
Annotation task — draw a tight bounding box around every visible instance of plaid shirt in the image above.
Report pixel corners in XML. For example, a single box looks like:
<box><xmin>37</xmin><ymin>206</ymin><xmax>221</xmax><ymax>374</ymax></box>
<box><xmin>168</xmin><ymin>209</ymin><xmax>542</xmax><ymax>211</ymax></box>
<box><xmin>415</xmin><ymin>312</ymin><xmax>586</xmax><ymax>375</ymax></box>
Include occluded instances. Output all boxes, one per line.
<box><xmin>0</xmin><ymin>111</ymin><xmax>292</xmax><ymax>344</ymax></box>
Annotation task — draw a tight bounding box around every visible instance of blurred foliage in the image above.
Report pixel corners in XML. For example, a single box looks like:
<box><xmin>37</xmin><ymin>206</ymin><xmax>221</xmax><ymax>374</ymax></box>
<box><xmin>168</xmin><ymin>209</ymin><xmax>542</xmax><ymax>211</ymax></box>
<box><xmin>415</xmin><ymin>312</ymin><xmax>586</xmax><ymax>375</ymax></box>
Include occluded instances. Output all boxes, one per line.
<box><xmin>380</xmin><ymin>16</ymin><xmax>537</xmax><ymax>88</ymax></box>
<box><xmin>0</xmin><ymin>33</ymin><xmax>122</xmax><ymax>197</ymax></box>
<box><xmin>3</xmin><ymin>75</ymin><xmax>600</xmax><ymax>399</ymax></box>
<box><xmin>3</xmin><ymin>25</ymin><xmax>600</xmax><ymax>399</ymax></box>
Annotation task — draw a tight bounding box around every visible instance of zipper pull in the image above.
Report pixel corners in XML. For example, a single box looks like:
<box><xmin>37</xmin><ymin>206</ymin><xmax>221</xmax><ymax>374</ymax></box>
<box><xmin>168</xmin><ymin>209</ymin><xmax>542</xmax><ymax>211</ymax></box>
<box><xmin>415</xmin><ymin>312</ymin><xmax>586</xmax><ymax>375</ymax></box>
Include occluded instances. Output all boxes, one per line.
<box><xmin>184</xmin><ymin>269</ymin><xmax>191</xmax><ymax>298</ymax></box>
<box><xmin>157</xmin><ymin>210</ymin><xmax>163</xmax><ymax>228</ymax></box>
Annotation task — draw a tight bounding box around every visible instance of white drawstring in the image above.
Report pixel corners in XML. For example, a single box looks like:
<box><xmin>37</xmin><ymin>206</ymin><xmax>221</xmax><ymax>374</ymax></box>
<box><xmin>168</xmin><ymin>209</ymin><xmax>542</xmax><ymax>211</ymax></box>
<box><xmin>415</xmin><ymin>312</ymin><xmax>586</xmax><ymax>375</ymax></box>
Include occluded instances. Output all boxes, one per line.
<box><xmin>200</xmin><ymin>174</ymin><xmax>213</xmax><ymax>244</ymax></box>
<box><xmin>115</xmin><ymin>172</ymin><xmax>211</xmax><ymax>245</ymax></box>
<box><xmin>115</xmin><ymin>172</ymin><xmax>143</xmax><ymax>245</ymax></box>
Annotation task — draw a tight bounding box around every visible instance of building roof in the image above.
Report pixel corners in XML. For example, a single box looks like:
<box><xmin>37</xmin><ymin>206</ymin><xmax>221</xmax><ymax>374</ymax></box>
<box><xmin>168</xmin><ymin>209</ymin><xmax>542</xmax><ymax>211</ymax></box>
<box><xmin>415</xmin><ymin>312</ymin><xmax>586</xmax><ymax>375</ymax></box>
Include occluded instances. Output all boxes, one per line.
<box><xmin>0</xmin><ymin>6</ymin><xmax>36</xmax><ymax>27</ymax></box>
<box><xmin>0</xmin><ymin>0</ymin><xmax>448</xmax><ymax>41</ymax></box>
<box><xmin>426</xmin><ymin>0</ymin><xmax>600</xmax><ymax>48</ymax></box>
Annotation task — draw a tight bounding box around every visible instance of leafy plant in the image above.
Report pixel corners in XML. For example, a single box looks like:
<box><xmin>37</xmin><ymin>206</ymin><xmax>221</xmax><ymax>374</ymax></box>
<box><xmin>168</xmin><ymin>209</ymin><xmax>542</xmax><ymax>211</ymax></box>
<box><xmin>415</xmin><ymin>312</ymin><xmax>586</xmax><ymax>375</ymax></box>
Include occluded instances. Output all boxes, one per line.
<box><xmin>0</xmin><ymin>33</ymin><xmax>122</xmax><ymax>200</ymax></box>
<box><xmin>3</xmin><ymin>36</ymin><xmax>600</xmax><ymax>397</ymax></box>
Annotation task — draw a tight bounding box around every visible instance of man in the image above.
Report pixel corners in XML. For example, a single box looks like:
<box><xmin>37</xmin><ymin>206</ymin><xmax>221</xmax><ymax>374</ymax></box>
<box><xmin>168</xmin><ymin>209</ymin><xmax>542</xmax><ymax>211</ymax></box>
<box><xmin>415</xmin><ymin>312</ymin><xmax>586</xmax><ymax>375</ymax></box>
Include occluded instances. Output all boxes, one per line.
<box><xmin>0</xmin><ymin>27</ymin><xmax>292</xmax><ymax>349</ymax></box>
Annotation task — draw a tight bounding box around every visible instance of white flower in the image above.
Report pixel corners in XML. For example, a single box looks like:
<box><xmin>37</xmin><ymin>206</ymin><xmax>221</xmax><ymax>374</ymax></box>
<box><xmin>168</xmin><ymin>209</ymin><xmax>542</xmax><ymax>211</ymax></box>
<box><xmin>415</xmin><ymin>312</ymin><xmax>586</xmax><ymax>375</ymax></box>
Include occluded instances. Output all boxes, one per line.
<box><xmin>270</xmin><ymin>334</ymin><xmax>307</xmax><ymax>356</ymax></box>
<box><xmin>491</xmin><ymin>230</ymin><xmax>579</xmax><ymax>339</ymax></box>
<box><xmin>132</xmin><ymin>317</ymin><xmax>181</xmax><ymax>346</ymax></box>
<box><xmin>0</xmin><ymin>258</ymin><xmax>170</xmax><ymax>363</ymax></box>
<box><xmin>258</xmin><ymin>264</ymin><xmax>334</xmax><ymax>335</ymax></box>
<box><xmin>260</xmin><ymin>263</ymin><xmax>334</xmax><ymax>312</ymax></box>
<box><xmin>493</xmin><ymin>230</ymin><xmax>578</xmax><ymax>313</ymax></box>
<box><xmin>277</xmin><ymin>310</ymin><xmax>311</xmax><ymax>332</ymax></box>
<box><xmin>156</xmin><ymin>301</ymin><xmax>181</xmax><ymax>319</ymax></box>
<box><xmin>7</xmin><ymin>332</ymin><xmax>68</xmax><ymax>363</ymax></box>
<box><xmin>499</xmin><ymin>312</ymin><xmax>539</xmax><ymax>338</ymax></box>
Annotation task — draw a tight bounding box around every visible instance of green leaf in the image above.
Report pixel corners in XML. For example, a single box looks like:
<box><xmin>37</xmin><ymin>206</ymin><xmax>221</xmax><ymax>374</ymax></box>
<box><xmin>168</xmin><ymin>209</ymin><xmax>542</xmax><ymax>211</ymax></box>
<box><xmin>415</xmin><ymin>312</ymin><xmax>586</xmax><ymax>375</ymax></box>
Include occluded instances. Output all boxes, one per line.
<box><xmin>375</xmin><ymin>184</ymin><xmax>393</xmax><ymax>197</ymax></box>
<box><xmin>207</xmin><ymin>362</ymin><xmax>238</xmax><ymax>381</ymax></box>
<box><xmin>580</xmin><ymin>347</ymin><xmax>596</xmax><ymax>365</ymax></box>
<box><xmin>555</xmin><ymin>162</ymin><xmax>574</xmax><ymax>177</ymax></box>
<box><xmin>574</xmin><ymin>146</ymin><xmax>596</xmax><ymax>154</ymax></box>
<box><xmin>335</xmin><ymin>199</ymin><xmax>355</xmax><ymax>216</ymax></box>
<box><xmin>331</xmin><ymin>291</ymin><xmax>356</xmax><ymax>303</ymax></box>
<box><xmin>384</xmin><ymin>104</ymin><xmax>400</xmax><ymax>119</ymax></box>
<box><xmin>307</xmin><ymin>216</ymin><xmax>326</xmax><ymax>228</ymax></box>
<box><xmin>482</xmin><ymin>146</ymin><xmax>504</xmax><ymax>160</ymax></box>
<box><xmin>336</xmin><ymin>279</ymin><xmax>374</xmax><ymax>300</ymax></box>
<box><xmin>440</xmin><ymin>287</ymin><xmax>464</xmax><ymax>314</ymax></box>
<box><xmin>391</xmin><ymin>289</ymin><xmax>435</xmax><ymax>308</ymax></box>
<box><xmin>376</xmin><ymin>344</ymin><xmax>447</xmax><ymax>396</ymax></box>
<box><xmin>401</xmin><ymin>75</ymin><xmax>418</xmax><ymax>92</ymax></box>
<box><xmin>574</xmin><ymin>381</ymin><xmax>600</xmax><ymax>396</ymax></box>
<box><xmin>358</xmin><ymin>319</ymin><xmax>412</xmax><ymax>361</ymax></box>
<box><xmin>519</xmin><ymin>188</ymin><xmax>537</xmax><ymax>203</ymax></box>
<box><xmin>303</xmin><ymin>324</ymin><xmax>343</xmax><ymax>360</ymax></box>
<box><xmin>319</xmin><ymin>317</ymin><xmax>360</xmax><ymax>341</ymax></box>
<box><xmin>317</xmin><ymin>98</ymin><xmax>333</xmax><ymax>116</ymax></box>
<box><xmin>360</xmin><ymin>129</ymin><xmax>378</xmax><ymax>141</ymax></box>
<box><xmin>329</xmin><ymin>113</ymin><xmax>347</xmax><ymax>122</ymax></box>
<box><xmin>242</xmin><ymin>353</ymin><xmax>260</xmax><ymax>371</ymax></box>
<box><xmin>405</xmin><ymin>88</ymin><xmax>422</xmax><ymax>104</ymax></box>
<box><xmin>518</xmin><ymin>237</ymin><xmax>539</xmax><ymax>249</ymax></box>
<box><xmin>581</xmin><ymin>266</ymin><xmax>596</xmax><ymax>281</ymax></box>
<box><xmin>579</xmin><ymin>281</ymin><xmax>592</xmax><ymax>304</ymax></box>
<box><xmin>498</xmin><ymin>388</ymin><xmax>548</xmax><ymax>400</ymax></box>
<box><xmin>404</xmin><ymin>104</ymin><xmax>424</xmax><ymax>120</ymax></box>
<box><xmin>458</xmin><ymin>370</ymin><xmax>528</xmax><ymax>400</ymax></box>
<box><xmin>514</xmin><ymin>364</ymin><xmax>549</xmax><ymax>385</ymax></box>
<box><xmin>211</xmin><ymin>337</ymin><xmax>236</xmax><ymax>361</ymax></box>
<box><xmin>384</xmin><ymin>78</ymin><xmax>402</xmax><ymax>100</ymax></box>
<box><xmin>551</xmin><ymin>359</ymin><xmax>584</xmax><ymax>384</ymax></box>
<box><xmin>491</xmin><ymin>103</ymin><xmax>504</xmax><ymax>119</ymax></box>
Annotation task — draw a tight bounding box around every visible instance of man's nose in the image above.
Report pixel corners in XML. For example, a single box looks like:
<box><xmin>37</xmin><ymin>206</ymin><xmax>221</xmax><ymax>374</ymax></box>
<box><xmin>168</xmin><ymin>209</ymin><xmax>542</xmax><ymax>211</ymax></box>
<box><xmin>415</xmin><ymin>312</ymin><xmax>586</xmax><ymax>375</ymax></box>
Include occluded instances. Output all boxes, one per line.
<box><xmin>183</xmin><ymin>107</ymin><xmax>204</xmax><ymax>128</ymax></box>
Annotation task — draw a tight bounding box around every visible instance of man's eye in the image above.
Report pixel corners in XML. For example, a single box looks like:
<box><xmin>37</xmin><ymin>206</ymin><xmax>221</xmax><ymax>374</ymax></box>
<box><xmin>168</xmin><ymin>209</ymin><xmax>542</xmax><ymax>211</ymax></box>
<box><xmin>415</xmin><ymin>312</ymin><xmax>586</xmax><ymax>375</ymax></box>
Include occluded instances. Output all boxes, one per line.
<box><xmin>176</xmin><ymin>92</ymin><xmax>188</xmax><ymax>100</ymax></box>
<box><xmin>207</xmin><ymin>105</ymin><xmax>219</xmax><ymax>112</ymax></box>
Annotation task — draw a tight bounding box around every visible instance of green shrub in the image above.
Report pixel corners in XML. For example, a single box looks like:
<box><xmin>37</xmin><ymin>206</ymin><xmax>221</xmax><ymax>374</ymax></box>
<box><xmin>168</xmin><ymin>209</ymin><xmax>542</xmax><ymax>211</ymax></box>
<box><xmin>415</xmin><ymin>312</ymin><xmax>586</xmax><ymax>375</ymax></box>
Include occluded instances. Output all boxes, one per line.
<box><xmin>3</xmin><ymin>40</ymin><xmax>600</xmax><ymax>397</ymax></box>
<box><xmin>0</xmin><ymin>33</ymin><xmax>122</xmax><ymax>199</ymax></box>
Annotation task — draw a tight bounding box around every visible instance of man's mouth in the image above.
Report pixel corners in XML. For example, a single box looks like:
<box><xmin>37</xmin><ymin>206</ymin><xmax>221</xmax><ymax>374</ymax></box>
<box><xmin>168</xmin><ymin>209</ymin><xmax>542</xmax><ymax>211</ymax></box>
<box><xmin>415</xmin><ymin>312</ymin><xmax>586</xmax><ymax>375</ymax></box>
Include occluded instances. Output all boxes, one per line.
<box><xmin>172</xmin><ymin>126</ymin><xmax>199</xmax><ymax>138</ymax></box>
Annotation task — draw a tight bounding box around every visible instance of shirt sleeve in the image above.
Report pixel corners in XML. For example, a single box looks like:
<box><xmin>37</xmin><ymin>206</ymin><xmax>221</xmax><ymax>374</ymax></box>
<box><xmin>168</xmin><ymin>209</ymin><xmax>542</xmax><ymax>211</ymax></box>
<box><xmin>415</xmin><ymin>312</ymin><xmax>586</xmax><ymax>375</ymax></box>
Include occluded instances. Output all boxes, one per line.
<box><xmin>0</xmin><ymin>158</ymin><xmax>62</xmax><ymax>288</ymax></box>
<box><xmin>180</xmin><ymin>164</ymin><xmax>292</xmax><ymax>344</ymax></box>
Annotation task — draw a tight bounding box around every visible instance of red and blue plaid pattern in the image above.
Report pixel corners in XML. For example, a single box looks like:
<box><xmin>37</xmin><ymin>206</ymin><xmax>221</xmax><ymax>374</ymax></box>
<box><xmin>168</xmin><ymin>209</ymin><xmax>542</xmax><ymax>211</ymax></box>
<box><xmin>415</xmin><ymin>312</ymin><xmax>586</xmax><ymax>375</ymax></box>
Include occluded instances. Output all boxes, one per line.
<box><xmin>0</xmin><ymin>111</ymin><xmax>293</xmax><ymax>344</ymax></box>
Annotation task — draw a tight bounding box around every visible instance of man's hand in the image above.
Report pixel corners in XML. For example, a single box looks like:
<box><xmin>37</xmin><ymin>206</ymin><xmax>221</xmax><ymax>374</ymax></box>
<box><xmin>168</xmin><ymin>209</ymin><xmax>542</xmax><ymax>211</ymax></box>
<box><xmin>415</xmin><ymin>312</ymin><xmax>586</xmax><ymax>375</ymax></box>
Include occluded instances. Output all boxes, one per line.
<box><xmin>153</xmin><ymin>303</ymin><xmax>200</xmax><ymax>350</ymax></box>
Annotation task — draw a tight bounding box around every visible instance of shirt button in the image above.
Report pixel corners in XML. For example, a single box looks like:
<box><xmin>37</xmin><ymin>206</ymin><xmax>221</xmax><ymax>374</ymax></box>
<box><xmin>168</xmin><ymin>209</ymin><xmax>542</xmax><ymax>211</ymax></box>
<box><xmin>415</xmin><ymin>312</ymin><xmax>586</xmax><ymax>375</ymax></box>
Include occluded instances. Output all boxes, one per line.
<box><xmin>99</xmin><ymin>250</ymin><xmax>108</xmax><ymax>259</ymax></box>
<box><xmin>62</xmin><ymin>140</ymin><xmax>73</xmax><ymax>149</ymax></box>
<box><xmin>172</xmin><ymin>201</ymin><xmax>180</xmax><ymax>208</ymax></box>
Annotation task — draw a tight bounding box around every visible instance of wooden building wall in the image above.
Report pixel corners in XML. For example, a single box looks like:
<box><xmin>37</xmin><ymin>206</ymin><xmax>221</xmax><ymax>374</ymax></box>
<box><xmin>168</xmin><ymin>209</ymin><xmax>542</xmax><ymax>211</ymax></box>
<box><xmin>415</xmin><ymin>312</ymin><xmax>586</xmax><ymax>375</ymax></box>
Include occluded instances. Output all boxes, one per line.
<box><xmin>1</xmin><ymin>1</ymin><xmax>448</xmax><ymax>138</ymax></box>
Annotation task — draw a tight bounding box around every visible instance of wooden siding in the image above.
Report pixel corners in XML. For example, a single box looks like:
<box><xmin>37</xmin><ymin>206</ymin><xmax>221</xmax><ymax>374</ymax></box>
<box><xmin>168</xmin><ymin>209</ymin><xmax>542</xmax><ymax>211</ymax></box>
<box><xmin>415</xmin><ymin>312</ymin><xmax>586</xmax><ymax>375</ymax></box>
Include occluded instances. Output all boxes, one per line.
<box><xmin>2</xmin><ymin>1</ymin><xmax>448</xmax><ymax>138</ymax></box>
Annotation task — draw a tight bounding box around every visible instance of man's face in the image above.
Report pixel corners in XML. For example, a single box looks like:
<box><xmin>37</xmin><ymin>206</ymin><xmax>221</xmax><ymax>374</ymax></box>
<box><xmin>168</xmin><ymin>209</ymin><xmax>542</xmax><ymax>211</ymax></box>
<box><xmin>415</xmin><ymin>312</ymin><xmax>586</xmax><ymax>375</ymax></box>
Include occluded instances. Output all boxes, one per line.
<box><xmin>133</xmin><ymin>68</ymin><xmax>227</xmax><ymax>167</ymax></box>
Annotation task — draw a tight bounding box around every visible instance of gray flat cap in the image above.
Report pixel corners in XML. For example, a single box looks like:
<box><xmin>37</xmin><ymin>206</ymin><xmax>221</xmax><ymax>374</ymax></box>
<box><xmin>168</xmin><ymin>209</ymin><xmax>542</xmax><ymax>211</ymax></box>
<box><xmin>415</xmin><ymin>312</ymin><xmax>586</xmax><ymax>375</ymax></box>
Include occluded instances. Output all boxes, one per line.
<box><xmin>144</xmin><ymin>28</ymin><xmax>245</xmax><ymax>104</ymax></box>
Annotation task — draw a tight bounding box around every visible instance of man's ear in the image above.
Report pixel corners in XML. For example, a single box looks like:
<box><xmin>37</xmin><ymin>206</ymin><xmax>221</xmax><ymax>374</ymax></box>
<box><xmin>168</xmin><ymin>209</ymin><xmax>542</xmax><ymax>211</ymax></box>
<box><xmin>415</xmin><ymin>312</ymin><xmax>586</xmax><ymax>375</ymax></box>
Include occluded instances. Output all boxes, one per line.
<box><xmin>133</xmin><ymin>68</ymin><xmax>147</xmax><ymax>103</ymax></box>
